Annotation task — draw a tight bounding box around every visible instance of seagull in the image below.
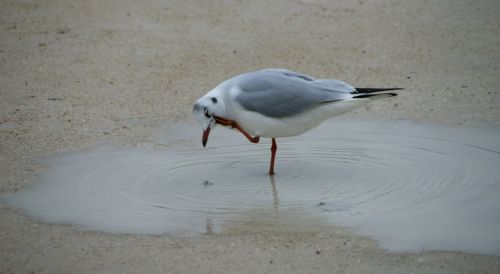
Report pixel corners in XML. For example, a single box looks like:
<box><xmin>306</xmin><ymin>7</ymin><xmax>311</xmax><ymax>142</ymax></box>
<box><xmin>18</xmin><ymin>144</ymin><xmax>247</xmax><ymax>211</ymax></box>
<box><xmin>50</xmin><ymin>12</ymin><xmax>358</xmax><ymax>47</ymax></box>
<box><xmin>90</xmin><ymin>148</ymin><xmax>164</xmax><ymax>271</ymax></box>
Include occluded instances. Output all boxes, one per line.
<box><xmin>193</xmin><ymin>68</ymin><xmax>401</xmax><ymax>175</ymax></box>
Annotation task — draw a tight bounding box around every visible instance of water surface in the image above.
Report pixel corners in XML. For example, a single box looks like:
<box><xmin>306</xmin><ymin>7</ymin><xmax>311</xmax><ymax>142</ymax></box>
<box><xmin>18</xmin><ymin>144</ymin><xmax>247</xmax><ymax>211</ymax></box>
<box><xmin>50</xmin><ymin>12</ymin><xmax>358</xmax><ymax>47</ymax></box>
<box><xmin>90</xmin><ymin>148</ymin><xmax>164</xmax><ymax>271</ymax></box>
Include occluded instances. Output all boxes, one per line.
<box><xmin>2</xmin><ymin>120</ymin><xmax>500</xmax><ymax>255</ymax></box>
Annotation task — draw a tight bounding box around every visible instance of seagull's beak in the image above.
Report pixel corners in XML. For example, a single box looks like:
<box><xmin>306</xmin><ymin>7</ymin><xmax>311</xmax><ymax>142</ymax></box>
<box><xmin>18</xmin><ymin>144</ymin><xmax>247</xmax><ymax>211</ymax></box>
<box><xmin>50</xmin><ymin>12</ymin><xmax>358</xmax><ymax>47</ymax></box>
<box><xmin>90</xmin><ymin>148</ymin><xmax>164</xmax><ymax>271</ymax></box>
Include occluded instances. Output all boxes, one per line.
<box><xmin>202</xmin><ymin>127</ymin><xmax>210</xmax><ymax>147</ymax></box>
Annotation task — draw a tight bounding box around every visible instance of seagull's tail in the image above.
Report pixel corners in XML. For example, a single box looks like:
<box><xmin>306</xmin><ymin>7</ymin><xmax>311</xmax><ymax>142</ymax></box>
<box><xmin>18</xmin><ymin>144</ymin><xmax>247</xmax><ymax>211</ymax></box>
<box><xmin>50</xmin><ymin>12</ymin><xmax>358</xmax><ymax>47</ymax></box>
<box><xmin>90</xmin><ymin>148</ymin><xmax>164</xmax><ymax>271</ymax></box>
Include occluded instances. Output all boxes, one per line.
<box><xmin>354</xmin><ymin>87</ymin><xmax>403</xmax><ymax>93</ymax></box>
<box><xmin>352</xmin><ymin>87</ymin><xmax>402</xmax><ymax>100</ymax></box>
<box><xmin>353</xmin><ymin>93</ymin><xmax>397</xmax><ymax>99</ymax></box>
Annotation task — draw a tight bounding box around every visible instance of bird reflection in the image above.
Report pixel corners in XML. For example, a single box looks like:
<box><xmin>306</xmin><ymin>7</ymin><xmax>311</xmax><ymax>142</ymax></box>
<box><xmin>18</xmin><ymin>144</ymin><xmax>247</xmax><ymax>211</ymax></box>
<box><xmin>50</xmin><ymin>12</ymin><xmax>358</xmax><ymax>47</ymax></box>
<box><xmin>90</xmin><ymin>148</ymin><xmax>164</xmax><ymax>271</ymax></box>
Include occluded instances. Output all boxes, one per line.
<box><xmin>269</xmin><ymin>175</ymin><xmax>280</xmax><ymax>214</ymax></box>
<box><xmin>205</xmin><ymin>217</ymin><xmax>214</xmax><ymax>235</ymax></box>
<box><xmin>203</xmin><ymin>175</ymin><xmax>281</xmax><ymax>234</ymax></box>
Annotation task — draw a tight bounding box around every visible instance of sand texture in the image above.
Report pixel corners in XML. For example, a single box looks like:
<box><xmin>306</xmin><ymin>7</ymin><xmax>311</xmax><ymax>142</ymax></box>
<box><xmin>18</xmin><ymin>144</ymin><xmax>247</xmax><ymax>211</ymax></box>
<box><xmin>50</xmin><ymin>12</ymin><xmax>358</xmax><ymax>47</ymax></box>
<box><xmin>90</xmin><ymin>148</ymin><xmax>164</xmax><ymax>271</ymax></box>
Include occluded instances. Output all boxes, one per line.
<box><xmin>1</xmin><ymin>0</ymin><xmax>500</xmax><ymax>273</ymax></box>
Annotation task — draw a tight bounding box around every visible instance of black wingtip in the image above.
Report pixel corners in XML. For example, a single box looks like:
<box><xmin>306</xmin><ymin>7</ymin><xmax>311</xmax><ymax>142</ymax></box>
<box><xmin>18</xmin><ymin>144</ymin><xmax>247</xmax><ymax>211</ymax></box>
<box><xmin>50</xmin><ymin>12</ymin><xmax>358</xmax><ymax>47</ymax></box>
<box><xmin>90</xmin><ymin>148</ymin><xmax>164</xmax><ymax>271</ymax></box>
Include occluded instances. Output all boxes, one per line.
<box><xmin>353</xmin><ymin>93</ymin><xmax>397</xmax><ymax>99</ymax></box>
<box><xmin>354</xmin><ymin>87</ymin><xmax>404</xmax><ymax>93</ymax></box>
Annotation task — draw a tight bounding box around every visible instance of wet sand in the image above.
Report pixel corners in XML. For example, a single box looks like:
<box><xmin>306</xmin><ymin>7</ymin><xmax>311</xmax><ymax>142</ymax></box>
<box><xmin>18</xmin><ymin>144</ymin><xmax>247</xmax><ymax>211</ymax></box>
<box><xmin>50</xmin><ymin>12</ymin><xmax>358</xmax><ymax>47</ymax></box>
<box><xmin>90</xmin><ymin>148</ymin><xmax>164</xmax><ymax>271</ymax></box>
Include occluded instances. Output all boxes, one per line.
<box><xmin>1</xmin><ymin>0</ymin><xmax>500</xmax><ymax>273</ymax></box>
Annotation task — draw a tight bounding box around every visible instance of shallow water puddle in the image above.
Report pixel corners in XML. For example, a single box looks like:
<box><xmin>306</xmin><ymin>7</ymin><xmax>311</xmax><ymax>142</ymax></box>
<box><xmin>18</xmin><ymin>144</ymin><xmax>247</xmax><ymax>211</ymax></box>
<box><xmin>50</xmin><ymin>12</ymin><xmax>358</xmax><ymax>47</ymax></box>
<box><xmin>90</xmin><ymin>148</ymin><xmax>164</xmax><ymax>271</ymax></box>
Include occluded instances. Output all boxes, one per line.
<box><xmin>2</xmin><ymin>120</ymin><xmax>500</xmax><ymax>255</ymax></box>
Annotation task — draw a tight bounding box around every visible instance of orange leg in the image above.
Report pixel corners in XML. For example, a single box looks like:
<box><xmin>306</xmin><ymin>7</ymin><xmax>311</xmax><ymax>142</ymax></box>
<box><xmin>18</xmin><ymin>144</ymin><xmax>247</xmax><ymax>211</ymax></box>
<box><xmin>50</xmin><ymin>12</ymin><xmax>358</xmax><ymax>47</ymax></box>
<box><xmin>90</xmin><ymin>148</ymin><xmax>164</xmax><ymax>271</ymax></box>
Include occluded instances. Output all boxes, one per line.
<box><xmin>214</xmin><ymin>116</ymin><xmax>260</xmax><ymax>143</ymax></box>
<box><xmin>214</xmin><ymin>116</ymin><xmax>279</xmax><ymax>174</ymax></box>
<box><xmin>269</xmin><ymin>138</ymin><xmax>277</xmax><ymax>175</ymax></box>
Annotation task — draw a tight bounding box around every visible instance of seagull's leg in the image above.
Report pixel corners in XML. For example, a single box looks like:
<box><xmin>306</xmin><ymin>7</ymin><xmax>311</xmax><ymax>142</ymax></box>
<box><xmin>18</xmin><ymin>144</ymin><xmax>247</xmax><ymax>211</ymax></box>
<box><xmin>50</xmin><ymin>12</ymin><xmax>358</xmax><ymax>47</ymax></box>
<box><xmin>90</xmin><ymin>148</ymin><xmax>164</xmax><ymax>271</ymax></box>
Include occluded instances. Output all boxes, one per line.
<box><xmin>232</xmin><ymin>122</ymin><xmax>260</xmax><ymax>143</ymax></box>
<box><xmin>214</xmin><ymin>116</ymin><xmax>260</xmax><ymax>143</ymax></box>
<box><xmin>269</xmin><ymin>138</ymin><xmax>277</xmax><ymax>175</ymax></box>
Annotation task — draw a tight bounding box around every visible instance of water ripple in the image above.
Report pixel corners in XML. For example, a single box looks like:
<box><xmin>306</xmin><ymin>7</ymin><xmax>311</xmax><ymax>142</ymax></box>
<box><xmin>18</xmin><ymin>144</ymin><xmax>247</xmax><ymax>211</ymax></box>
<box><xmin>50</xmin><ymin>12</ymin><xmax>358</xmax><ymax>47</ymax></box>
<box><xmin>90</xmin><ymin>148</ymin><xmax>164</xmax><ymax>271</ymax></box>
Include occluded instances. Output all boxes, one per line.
<box><xmin>1</xmin><ymin>120</ymin><xmax>500</xmax><ymax>254</ymax></box>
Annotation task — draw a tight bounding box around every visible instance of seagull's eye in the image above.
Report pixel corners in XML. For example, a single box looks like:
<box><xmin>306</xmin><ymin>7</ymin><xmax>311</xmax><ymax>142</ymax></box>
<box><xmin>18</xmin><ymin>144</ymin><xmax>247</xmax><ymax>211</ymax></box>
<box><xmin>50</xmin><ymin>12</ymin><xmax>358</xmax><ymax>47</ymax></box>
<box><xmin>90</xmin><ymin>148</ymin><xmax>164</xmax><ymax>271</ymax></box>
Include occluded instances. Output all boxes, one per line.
<box><xmin>211</xmin><ymin>97</ymin><xmax>217</xmax><ymax>104</ymax></box>
<box><xmin>204</xmin><ymin>108</ymin><xmax>210</xmax><ymax>118</ymax></box>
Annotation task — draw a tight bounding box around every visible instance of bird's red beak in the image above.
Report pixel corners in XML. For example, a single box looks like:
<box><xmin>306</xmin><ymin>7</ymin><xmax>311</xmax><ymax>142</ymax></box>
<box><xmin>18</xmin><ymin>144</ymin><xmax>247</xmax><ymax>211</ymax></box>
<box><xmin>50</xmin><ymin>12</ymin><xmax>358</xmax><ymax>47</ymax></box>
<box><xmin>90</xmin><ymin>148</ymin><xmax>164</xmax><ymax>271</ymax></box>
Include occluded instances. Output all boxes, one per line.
<box><xmin>202</xmin><ymin>127</ymin><xmax>210</xmax><ymax>147</ymax></box>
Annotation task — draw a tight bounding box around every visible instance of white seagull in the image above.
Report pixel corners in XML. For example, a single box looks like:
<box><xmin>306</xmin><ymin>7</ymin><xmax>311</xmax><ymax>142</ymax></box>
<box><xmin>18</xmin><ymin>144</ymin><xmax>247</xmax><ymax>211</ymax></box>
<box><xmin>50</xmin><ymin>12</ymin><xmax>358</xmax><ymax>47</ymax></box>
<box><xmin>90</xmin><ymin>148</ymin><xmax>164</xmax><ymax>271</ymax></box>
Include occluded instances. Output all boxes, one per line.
<box><xmin>193</xmin><ymin>68</ymin><xmax>401</xmax><ymax>175</ymax></box>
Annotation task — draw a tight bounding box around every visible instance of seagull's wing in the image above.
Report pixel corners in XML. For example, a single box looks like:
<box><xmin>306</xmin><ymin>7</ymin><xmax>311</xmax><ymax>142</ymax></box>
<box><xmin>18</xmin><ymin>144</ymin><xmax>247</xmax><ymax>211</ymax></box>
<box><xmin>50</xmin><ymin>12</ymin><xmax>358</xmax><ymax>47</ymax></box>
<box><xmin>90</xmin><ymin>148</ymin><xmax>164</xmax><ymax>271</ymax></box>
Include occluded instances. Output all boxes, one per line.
<box><xmin>233</xmin><ymin>69</ymin><xmax>355</xmax><ymax>118</ymax></box>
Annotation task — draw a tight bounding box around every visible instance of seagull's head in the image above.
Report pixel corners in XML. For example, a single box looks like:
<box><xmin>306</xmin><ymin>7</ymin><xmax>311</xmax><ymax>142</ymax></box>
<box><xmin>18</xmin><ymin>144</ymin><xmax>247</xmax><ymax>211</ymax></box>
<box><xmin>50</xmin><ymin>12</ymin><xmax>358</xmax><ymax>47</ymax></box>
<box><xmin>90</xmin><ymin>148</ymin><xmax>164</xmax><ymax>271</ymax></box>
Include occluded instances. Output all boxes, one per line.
<box><xmin>193</xmin><ymin>94</ymin><xmax>226</xmax><ymax>147</ymax></box>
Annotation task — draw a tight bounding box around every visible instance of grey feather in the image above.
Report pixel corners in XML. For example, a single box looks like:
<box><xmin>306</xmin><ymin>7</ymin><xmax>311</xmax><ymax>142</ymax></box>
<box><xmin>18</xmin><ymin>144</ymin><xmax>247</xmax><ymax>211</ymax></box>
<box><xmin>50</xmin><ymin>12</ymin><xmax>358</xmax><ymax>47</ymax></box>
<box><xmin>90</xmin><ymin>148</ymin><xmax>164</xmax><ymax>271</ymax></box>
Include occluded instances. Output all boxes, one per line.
<box><xmin>233</xmin><ymin>69</ymin><xmax>354</xmax><ymax>118</ymax></box>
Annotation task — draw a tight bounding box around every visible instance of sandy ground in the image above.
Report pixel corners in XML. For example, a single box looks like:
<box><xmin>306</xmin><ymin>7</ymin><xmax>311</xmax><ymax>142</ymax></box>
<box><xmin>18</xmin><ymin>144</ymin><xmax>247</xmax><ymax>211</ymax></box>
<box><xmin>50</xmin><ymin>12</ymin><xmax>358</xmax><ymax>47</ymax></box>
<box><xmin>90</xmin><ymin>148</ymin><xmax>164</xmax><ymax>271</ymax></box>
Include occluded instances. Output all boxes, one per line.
<box><xmin>1</xmin><ymin>0</ymin><xmax>499</xmax><ymax>273</ymax></box>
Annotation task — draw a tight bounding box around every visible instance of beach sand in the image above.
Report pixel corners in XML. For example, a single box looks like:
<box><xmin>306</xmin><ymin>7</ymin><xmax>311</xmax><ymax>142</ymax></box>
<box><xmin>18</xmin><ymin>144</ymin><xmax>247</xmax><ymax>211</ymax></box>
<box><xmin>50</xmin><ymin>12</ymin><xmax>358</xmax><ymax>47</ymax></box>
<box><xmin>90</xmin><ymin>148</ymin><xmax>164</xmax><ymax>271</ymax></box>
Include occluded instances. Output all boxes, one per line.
<box><xmin>1</xmin><ymin>0</ymin><xmax>499</xmax><ymax>272</ymax></box>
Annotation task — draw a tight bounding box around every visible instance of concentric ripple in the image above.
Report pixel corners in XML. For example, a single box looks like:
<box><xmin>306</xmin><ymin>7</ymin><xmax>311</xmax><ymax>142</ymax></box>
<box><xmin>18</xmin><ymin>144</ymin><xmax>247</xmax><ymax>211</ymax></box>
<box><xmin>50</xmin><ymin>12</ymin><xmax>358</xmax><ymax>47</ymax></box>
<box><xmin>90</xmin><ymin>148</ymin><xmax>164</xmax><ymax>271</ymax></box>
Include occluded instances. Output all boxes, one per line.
<box><xmin>2</xmin><ymin>120</ymin><xmax>500</xmax><ymax>255</ymax></box>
